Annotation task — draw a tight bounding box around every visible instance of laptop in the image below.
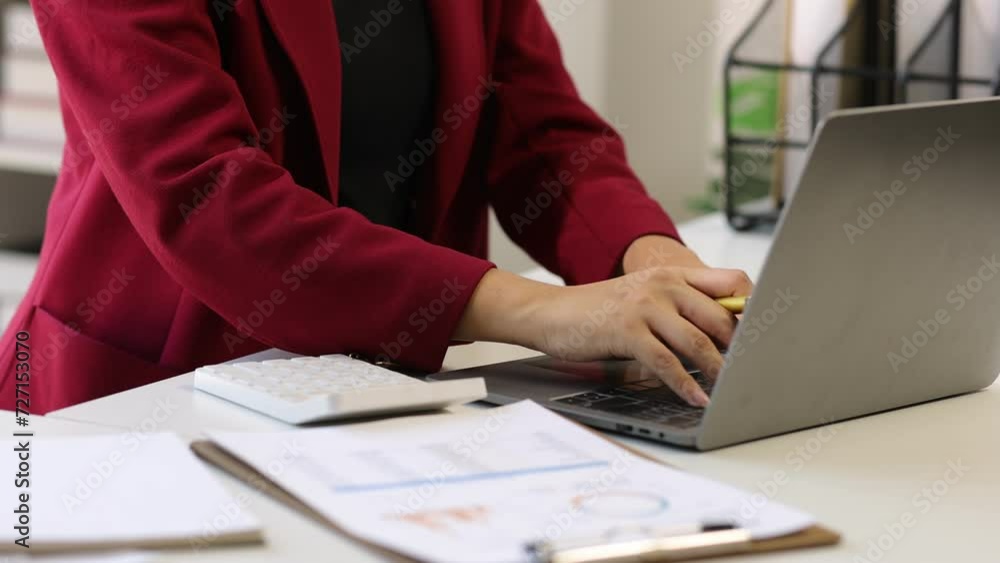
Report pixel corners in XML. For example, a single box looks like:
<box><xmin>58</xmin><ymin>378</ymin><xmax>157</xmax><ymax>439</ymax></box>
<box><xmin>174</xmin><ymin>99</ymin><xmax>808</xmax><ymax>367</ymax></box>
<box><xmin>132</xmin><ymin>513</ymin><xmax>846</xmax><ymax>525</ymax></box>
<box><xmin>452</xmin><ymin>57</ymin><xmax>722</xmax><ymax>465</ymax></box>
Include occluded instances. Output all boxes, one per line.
<box><xmin>431</xmin><ymin>98</ymin><xmax>1000</xmax><ymax>450</ymax></box>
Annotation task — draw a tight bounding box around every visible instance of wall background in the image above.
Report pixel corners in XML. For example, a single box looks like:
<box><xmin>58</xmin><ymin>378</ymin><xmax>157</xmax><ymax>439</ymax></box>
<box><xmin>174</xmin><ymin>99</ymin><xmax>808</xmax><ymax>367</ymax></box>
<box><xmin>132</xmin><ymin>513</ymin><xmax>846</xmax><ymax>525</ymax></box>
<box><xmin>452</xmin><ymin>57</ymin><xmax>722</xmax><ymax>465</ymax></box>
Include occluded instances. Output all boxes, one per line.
<box><xmin>490</xmin><ymin>0</ymin><xmax>731</xmax><ymax>273</ymax></box>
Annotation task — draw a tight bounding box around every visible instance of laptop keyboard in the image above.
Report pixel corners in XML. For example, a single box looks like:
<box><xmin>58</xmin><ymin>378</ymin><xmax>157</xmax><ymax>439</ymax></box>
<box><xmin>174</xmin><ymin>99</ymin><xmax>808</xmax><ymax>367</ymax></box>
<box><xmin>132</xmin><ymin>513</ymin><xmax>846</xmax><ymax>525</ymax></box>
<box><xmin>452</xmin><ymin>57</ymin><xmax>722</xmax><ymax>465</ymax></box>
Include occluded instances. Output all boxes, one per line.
<box><xmin>551</xmin><ymin>373</ymin><xmax>714</xmax><ymax>429</ymax></box>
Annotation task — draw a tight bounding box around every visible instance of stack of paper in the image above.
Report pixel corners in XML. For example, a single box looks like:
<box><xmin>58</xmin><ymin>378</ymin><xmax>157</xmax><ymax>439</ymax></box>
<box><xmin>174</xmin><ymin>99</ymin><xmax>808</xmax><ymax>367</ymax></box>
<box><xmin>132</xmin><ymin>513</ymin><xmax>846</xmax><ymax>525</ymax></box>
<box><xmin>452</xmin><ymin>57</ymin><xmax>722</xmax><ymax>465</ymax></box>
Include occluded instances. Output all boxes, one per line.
<box><xmin>208</xmin><ymin>401</ymin><xmax>817</xmax><ymax>563</ymax></box>
<box><xmin>0</xmin><ymin>433</ymin><xmax>261</xmax><ymax>552</ymax></box>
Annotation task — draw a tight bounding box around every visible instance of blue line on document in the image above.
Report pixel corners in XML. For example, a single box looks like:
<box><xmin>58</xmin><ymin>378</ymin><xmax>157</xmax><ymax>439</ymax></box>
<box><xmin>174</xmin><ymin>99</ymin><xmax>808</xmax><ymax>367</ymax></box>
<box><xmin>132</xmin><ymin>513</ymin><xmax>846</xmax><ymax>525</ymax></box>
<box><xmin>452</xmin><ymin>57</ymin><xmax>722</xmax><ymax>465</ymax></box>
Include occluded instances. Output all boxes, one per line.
<box><xmin>332</xmin><ymin>460</ymin><xmax>608</xmax><ymax>493</ymax></box>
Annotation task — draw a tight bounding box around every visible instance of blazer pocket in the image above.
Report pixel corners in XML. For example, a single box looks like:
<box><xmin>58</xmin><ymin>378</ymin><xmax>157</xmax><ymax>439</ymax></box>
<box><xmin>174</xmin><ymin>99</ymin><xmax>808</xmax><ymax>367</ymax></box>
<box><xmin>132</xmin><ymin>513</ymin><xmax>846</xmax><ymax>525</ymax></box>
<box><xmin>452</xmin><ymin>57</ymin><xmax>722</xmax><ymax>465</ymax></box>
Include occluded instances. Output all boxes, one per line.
<box><xmin>29</xmin><ymin>306</ymin><xmax>176</xmax><ymax>412</ymax></box>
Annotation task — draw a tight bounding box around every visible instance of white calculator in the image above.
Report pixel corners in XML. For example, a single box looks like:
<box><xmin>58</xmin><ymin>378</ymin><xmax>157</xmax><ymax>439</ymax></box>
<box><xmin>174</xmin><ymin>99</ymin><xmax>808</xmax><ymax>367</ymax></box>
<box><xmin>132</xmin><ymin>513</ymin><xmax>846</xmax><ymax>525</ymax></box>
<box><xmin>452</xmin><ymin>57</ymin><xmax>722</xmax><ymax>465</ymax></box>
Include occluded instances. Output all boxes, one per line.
<box><xmin>194</xmin><ymin>355</ymin><xmax>487</xmax><ymax>424</ymax></box>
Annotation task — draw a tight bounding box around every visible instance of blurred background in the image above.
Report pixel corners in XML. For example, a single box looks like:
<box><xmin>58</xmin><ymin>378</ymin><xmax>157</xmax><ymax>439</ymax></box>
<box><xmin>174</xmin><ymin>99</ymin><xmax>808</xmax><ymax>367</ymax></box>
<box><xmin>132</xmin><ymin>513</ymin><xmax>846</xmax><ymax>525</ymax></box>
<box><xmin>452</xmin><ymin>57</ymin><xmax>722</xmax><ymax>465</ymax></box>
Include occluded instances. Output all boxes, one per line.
<box><xmin>1</xmin><ymin>0</ymin><xmax>999</xmax><ymax>325</ymax></box>
<box><xmin>499</xmin><ymin>0</ymin><xmax>1000</xmax><ymax>271</ymax></box>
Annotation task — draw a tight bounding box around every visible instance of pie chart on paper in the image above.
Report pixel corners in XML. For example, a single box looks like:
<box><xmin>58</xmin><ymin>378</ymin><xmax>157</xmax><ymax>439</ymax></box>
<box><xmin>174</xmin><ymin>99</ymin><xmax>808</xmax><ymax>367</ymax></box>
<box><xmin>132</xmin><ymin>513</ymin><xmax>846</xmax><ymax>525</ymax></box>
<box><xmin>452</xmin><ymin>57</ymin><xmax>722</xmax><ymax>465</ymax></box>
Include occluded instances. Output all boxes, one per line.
<box><xmin>572</xmin><ymin>490</ymin><xmax>670</xmax><ymax>519</ymax></box>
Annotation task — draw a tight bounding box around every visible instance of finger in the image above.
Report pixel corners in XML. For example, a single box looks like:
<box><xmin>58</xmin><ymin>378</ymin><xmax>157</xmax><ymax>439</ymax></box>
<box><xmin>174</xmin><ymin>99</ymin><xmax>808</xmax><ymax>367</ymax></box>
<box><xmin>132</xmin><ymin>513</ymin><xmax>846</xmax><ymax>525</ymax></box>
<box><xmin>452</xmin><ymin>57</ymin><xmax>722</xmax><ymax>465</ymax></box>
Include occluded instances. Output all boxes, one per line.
<box><xmin>671</xmin><ymin>285</ymin><xmax>739</xmax><ymax>348</ymax></box>
<box><xmin>631</xmin><ymin>334</ymin><xmax>710</xmax><ymax>407</ymax></box>
<box><xmin>681</xmin><ymin>268</ymin><xmax>754</xmax><ymax>298</ymax></box>
<box><xmin>644</xmin><ymin>307</ymin><xmax>726</xmax><ymax>382</ymax></box>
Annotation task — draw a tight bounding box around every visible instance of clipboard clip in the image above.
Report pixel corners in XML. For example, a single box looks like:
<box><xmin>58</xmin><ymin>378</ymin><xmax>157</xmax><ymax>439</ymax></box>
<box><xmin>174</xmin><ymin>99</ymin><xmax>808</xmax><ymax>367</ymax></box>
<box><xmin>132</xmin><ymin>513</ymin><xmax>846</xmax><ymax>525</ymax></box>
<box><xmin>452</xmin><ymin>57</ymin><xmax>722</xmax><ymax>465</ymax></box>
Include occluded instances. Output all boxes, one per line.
<box><xmin>525</xmin><ymin>523</ymin><xmax>753</xmax><ymax>563</ymax></box>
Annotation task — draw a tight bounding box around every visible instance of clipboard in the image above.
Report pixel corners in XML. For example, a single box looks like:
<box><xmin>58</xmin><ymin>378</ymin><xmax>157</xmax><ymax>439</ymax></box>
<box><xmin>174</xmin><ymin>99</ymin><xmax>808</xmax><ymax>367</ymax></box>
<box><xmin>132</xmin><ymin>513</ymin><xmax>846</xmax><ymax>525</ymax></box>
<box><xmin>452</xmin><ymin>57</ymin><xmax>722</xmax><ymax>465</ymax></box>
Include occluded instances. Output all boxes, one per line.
<box><xmin>0</xmin><ymin>530</ymin><xmax>264</xmax><ymax>555</ymax></box>
<box><xmin>191</xmin><ymin>414</ymin><xmax>839</xmax><ymax>562</ymax></box>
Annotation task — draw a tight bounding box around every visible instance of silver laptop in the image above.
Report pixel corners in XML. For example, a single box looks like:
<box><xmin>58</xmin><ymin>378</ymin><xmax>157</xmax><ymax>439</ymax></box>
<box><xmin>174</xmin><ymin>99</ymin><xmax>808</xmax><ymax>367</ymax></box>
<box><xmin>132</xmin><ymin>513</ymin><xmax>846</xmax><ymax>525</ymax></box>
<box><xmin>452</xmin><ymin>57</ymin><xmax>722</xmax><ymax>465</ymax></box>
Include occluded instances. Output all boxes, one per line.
<box><xmin>432</xmin><ymin>98</ymin><xmax>1000</xmax><ymax>450</ymax></box>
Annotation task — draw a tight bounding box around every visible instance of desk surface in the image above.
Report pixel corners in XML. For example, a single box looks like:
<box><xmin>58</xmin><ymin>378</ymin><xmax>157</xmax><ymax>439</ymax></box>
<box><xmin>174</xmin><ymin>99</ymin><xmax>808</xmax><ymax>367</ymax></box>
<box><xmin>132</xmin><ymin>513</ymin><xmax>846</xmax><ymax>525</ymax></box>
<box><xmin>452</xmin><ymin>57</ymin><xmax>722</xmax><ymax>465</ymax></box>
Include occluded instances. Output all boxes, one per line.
<box><xmin>48</xmin><ymin>214</ymin><xmax>999</xmax><ymax>563</ymax></box>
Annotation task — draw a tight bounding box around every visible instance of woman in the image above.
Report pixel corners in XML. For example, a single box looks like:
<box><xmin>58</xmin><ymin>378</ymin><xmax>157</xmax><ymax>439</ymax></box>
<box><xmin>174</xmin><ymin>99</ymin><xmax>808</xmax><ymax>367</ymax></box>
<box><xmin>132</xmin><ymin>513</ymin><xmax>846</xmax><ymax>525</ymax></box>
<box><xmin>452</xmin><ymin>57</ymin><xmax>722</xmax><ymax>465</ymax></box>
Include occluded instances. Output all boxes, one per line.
<box><xmin>0</xmin><ymin>0</ymin><xmax>751</xmax><ymax>414</ymax></box>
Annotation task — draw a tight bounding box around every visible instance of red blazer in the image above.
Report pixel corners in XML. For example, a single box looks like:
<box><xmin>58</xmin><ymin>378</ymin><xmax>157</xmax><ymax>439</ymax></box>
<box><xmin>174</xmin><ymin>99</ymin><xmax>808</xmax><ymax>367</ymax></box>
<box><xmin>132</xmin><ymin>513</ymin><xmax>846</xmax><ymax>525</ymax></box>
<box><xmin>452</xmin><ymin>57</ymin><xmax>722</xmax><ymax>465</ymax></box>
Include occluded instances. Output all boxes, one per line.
<box><xmin>0</xmin><ymin>0</ymin><xmax>679</xmax><ymax>413</ymax></box>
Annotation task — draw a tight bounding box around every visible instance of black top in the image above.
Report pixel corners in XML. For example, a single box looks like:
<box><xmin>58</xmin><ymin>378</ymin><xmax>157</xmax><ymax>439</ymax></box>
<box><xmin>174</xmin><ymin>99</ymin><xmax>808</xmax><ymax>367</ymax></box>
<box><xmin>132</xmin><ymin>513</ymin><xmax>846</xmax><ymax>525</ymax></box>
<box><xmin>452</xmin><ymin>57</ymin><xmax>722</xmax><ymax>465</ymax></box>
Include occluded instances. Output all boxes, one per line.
<box><xmin>332</xmin><ymin>0</ymin><xmax>436</xmax><ymax>232</ymax></box>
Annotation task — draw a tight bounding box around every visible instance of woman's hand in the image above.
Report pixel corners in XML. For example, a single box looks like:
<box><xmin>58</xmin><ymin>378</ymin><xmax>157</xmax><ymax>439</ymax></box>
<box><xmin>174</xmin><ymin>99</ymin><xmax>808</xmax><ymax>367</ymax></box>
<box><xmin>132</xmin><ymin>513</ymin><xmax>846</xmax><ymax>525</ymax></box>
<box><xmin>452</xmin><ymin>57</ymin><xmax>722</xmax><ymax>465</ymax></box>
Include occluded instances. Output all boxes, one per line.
<box><xmin>454</xmin><ymin>265</ymin><xmax>753</xmax><ymax>407</ymax></box>
<box><xmin>536</xmin><ymin>266</ymin><xmax>751</xmax><ymax>406</ymax></box>
<box><xmin>622</xmin><ymin>234</ymin><xmax>707</xmax><ymax>273</ymax></box>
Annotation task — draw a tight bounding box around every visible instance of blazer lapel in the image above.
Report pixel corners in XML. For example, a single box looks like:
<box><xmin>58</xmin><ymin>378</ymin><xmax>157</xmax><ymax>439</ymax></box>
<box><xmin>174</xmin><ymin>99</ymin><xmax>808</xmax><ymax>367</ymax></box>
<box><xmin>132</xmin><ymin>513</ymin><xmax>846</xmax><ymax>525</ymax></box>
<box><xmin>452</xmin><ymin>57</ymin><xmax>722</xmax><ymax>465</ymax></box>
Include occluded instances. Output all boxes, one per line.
<box><xmin>258</xmin><ymin>0</ymin><xmax>489</xmax><ymax>233</ymax></box>
<box><xmin>258</xmin><ymin>0</ymin><xmax>343</xmax><ymax>201</ymax></box>
<box><xmin>422</xmin><ymin>0</ymin><xmax>489</xmax><ymax>240</ymax></box>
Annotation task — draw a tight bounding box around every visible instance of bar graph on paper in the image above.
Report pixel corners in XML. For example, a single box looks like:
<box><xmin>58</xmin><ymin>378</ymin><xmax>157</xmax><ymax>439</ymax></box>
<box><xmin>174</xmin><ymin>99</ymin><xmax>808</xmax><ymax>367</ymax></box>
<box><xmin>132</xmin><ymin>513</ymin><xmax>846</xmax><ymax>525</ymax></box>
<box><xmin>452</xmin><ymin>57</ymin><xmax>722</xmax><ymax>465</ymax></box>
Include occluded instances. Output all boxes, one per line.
<box><xmin>208</xmin><ymin>402</ymin><xmax>817</xmax><ymax>562</ymax></box>
<box><xmin>390</xmin><ymin>489</ymin><xmax>672</xmax><ymax>536</ymax></box>
<box><xmin>296</xmin><ymin>430</ymin><xmax>609</xmax><ymax>493</ymax></box>
<box><xmin>286</xmin><ymin>428</ymin><xmax>678</xmax><ymax>539</ymax></box>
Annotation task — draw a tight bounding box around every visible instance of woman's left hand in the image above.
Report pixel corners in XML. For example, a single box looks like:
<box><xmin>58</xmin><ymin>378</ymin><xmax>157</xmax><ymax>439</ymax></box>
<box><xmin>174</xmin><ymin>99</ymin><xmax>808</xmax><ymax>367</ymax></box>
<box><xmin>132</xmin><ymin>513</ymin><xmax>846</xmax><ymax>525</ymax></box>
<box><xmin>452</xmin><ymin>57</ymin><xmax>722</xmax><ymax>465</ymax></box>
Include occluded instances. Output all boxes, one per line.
<box><xmin>622</xmin><ymin>235</ymin><xmax>709</xmax><ymax>274</ymax></box>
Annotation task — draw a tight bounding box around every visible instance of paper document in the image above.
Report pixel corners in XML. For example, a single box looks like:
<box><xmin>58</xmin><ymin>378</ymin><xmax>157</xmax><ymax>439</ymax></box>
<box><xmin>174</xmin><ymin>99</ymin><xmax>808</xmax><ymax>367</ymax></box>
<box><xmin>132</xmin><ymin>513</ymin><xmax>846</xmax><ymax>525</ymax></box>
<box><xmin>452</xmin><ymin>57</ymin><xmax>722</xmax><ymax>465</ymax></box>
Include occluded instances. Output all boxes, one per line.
<box><xmin>0</xmin><ymin>433</ymin><xmax>260</xmax><ymax>551</ymax></box>
<box><xmin>210</xmin><ymin>401</ymin><xmax>815</xmax><ymax>563</ymax></box>
<box><xmin>4</xmin><ymin>553</ymin><xmax>153</xmax><ymax>563</ymax></box>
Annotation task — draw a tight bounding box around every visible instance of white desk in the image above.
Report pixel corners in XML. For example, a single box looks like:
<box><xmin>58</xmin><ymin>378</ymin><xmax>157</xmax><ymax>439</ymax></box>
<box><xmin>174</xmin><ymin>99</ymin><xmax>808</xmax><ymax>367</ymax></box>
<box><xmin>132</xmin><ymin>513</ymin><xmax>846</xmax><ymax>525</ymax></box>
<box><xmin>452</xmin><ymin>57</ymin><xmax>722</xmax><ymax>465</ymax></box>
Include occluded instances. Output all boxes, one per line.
<box><xmin>48</xmin><ymin>214</ymin><xmax>999</xmax><ymax>563</ymax></box>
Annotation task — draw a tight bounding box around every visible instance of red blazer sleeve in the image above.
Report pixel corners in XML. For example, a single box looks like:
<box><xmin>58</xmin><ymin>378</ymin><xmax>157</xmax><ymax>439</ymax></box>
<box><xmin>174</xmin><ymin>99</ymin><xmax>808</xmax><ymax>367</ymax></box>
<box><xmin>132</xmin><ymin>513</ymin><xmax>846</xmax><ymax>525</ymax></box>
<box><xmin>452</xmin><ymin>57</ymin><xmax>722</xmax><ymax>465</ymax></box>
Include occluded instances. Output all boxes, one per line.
<box><xmin>35</xmin><ymin>0</ymin><xmax>494</xmax><ymax>370</ymax></box>
<box><xmin>487</xmin><ymin>0</ymin><xmax>682</xmax><ymax>285</ymax></box>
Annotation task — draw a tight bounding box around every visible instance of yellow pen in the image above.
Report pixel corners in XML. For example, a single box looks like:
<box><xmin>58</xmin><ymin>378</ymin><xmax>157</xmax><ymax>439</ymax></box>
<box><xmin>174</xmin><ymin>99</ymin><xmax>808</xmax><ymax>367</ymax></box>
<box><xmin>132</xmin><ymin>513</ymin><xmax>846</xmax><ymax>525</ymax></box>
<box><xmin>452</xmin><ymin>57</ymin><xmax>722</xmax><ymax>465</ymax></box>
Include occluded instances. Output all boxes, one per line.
<box><xmin>716</xmin><ymin>296</ymin><xmax>749</xmax><ymax>314</ymax></box>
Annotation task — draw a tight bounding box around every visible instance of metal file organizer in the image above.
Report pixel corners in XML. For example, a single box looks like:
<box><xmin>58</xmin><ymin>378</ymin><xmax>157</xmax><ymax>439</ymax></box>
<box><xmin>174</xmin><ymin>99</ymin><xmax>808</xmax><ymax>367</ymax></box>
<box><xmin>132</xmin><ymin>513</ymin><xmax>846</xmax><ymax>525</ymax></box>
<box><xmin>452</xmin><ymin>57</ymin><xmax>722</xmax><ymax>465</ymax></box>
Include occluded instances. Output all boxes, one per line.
<box><xmin>721</xmin><ymin>0</ymin><xmax>996</xmax><ymax>230</ymax></box>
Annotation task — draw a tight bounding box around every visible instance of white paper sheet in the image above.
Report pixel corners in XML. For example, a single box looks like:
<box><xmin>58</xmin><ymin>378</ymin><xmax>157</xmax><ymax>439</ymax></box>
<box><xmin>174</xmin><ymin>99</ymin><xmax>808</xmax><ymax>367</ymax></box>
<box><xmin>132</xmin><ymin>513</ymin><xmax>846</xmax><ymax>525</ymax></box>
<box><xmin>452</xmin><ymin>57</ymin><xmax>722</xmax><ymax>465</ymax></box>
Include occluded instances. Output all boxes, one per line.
<box><xmin>211</xmin><ymin>402</ymin><xmax>815</xmax><ymax>563</ymax></box>
<box><xmin>11</xmin><ymin>553</ymin><xmax>152</xmax><ymax>563</ymax></box>
<box><xmin>0</xmin><ymin>433</ymin><xmax>259</xmax><ymax>549</ymax></box>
